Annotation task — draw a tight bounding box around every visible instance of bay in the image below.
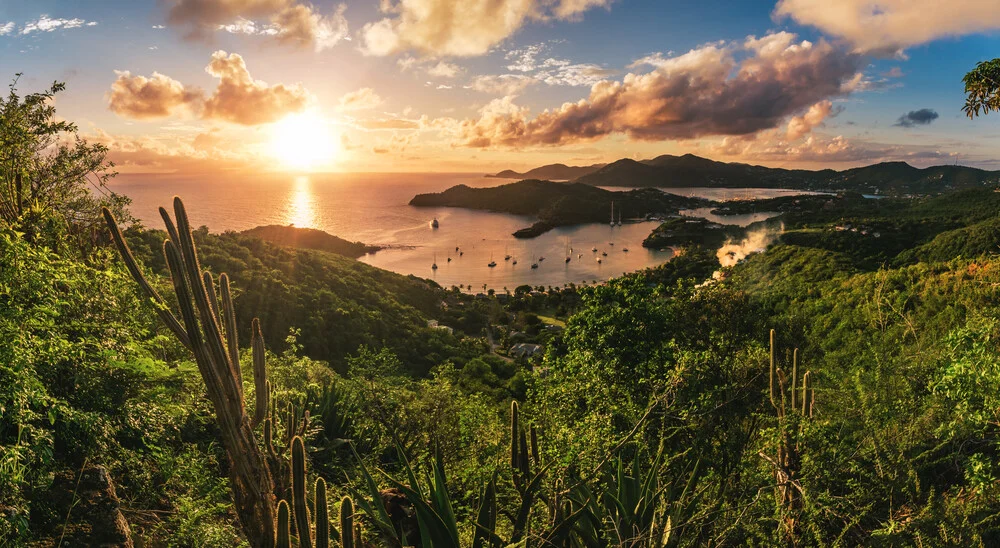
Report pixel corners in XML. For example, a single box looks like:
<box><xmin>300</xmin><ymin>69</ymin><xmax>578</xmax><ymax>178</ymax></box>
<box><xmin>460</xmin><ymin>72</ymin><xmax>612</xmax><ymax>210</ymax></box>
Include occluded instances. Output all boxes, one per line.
<box><xmin>107</xmin><ymin>173</ymin><xmax>812</xmax><ymax>292</ymax></box>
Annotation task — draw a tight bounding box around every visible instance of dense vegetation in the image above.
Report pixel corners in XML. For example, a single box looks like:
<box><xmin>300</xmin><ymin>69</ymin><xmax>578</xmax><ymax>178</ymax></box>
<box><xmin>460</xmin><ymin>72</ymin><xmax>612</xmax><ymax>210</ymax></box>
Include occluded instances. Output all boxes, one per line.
<box><xmin>5</xmin><ymin>75</ymin><xmax>1000</xmax><ymax>547</ymax></box>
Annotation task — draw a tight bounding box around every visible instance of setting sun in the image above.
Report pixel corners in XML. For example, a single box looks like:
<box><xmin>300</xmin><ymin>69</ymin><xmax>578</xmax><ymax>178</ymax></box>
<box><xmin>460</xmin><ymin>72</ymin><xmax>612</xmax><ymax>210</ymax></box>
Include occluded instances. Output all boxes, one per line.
<box><xmin>269</xmin><ymin>112</ymin><xmax>336</xmax><ymax>171</ymax></box>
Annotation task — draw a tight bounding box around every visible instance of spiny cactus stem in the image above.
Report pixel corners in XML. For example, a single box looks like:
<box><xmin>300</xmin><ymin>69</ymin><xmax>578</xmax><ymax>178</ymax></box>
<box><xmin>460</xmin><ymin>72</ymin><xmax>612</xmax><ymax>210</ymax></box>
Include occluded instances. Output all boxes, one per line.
<box><xmin>791</xmin><ymin>348</ymin><xmax>798</xmax><ymax>411</ymax></box>
<box><xmin>315</xmin><ymin>478</ymin><xmax>329</xmax><ymax>548</ymax></box>
<box><xmin>276</xmin><ymin>500</ymin><xmax>291</xmax><ymax>548</ymax></box>
<box><xmin>220</xmin><ymin>273</ymin><xmax>242</xmax><ymax>388</ymax></box>
<box><xmin>291</xmin><ymin>436</ymin><xmax>313</xmax><ymax>548</ymax></box>
<box><xmin>510</xmin><ymin>401</ymin><xmax>520</xmax><ymax>471</ymax></box>
<box><xmin>769</xmin><ymin>329</ymin><xmax>777</xmax><ymax>410</ymax></box>
<box><xmin>101</xmin><ymin>208</ymin><xmax>190</xmax><ymax>348</ymax></box>
<box><xmin>251</xmin><ymin>319</ymin><xmax>268</xmax><ymax>427</ymax></box>
<box><xmin>340</xmin><ymin>496</ymin><xmax>355</xmax><ymax>548</ymax></box>
<box><xmin>801</xmin><ymin>371</ymin><xmax>811</xmax><ymax>416</ymax></box>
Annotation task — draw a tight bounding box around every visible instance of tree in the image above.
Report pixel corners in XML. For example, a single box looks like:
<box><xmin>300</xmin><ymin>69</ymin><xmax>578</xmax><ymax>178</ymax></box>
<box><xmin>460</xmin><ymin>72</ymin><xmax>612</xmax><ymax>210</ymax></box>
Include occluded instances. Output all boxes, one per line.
<box><xmin>0</xmin><ymin>75</ymin><xmax>128</xmax><ymax>243</ymax></box>
<box><xmin>962</xmin><ymin>59</ymin><xmax>1000</xmax><ymax>118</ymax></box>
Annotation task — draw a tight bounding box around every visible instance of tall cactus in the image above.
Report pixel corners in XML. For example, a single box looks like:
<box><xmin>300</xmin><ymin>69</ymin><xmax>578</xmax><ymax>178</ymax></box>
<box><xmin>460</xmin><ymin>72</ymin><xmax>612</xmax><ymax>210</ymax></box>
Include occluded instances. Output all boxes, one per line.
<box><xmin>104</xmin><ymin>199</ymin><xmax>277</xmax><ymax>545</ymax></box>
<box><xmin>764</xmin><ymin>329</ymin><xmax>816</xmax><ymax>539</ymax></box>
<box><xmin>275</xmin><ymin>435</ymin><xmax>360</xmax><ymax>548</ymax></box>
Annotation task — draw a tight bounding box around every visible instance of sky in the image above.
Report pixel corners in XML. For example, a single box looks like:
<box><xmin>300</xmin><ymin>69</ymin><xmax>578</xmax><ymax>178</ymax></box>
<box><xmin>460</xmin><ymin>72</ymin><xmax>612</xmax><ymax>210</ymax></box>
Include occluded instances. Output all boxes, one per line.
<box><xmin>2</xmin><ymin>0</ymin><xmax>1000</xmax><ymax>174</ymax></box>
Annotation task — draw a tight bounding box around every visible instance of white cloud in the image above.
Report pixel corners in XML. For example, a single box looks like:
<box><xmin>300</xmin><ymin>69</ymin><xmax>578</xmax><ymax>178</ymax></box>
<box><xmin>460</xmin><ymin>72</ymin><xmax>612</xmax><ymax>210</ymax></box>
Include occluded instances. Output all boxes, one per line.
<box><xmin>0</xmin><ymin>22</ymin><xmax>14</xmax><ymax>36</ymax></box>
<box><xmin>774</xmin><ymin>0</ymin><xmax>1000</xmax><ymax>54</ymax></box>
<box><xmin>21</xmin><ymin>15</ymin><xmax>97</xmax><ymax>34</ymax></box>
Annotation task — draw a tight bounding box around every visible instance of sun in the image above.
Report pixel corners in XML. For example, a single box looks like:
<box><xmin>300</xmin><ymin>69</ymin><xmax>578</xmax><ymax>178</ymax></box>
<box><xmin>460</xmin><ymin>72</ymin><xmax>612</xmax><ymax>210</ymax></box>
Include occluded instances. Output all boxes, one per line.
<box><xmin>269</xmin><ymin>112</ymin><xmax>337</xmax><ymax>171</ymax></box>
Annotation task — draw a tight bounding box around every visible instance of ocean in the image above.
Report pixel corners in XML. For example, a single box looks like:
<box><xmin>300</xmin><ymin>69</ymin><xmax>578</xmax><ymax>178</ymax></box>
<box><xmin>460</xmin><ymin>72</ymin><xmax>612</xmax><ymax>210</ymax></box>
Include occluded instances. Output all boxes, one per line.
<box><xmin>107</xmin><ymin>172</ymin><xmax>803</xmax><ymax>292</ymax></box>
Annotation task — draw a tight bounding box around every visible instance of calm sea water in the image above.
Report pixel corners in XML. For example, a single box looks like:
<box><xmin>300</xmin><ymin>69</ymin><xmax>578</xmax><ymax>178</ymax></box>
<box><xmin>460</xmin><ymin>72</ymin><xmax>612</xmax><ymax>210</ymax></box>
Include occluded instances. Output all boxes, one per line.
<box><xmin>108</xmin><ymin>173</ymin><xmax>804</xmax><ymax>292</ymax></box>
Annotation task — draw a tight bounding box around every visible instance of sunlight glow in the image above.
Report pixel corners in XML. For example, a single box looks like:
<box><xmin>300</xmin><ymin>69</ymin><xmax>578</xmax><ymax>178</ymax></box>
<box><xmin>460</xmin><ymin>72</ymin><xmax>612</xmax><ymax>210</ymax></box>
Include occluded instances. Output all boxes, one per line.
<box><xmin>287</xmin><ymin>176</ymin><xmax>315</xmax><ymax>228</ymax></box>
<box><xmin>269</xmin><ymin>112</ymin><xmax>337</xmax><ymax>171</ymax></box>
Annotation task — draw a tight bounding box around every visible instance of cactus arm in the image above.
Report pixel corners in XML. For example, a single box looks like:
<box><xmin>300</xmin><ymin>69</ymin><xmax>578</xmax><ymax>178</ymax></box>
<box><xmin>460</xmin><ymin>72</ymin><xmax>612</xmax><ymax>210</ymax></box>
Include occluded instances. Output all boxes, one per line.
<box><xmin>276</xmin><ymin>500</ymin><xmax>291</xmax><ymax>548</ymax></box>
<box><xmin>510</xmin><ymin>401</ymin><xmax>520</xmax><ymax>472</ymax></box>
<box><xmin>158</xmin><ymin>206</ymin><xmax>183</xmax><ymax>254</ymax></box>
<box><xmin>251</xmin><ymin>319</ymin><xmax>268</xmax><ymax>427</ymax></box>
<box><xmin>791</xmin><ymin>349</ymin><xmax>798</xmax><ymax>411</ymax></box>
<box><xmin>102</xmin><ymin>208</ymin><xmax>190</xmax><ymax>349</ymax></box>
<box><xmin>768</xmin><ymin>329</ymin><xmax>777</xmax><ymax>410</ymax></box>
<box><xmin>315</xmin><ymin>478</ymin><xmax>329</xmax><ymax>548</ymax></box>
<box><xmin>220</xmin><ymin>274</ymin><xmax>243</xmax><ymax>389</ymax></box>
<box><xmin>291</xmin><ymin>437</ymin><xmax>314</xmax><ymax>548</ymax></box>
<box><xmin>172</xmin><ymin>198</ymin><xmax>240</xmax><ymax>403</ymax></box>
<box><xmin>339</xmin><ymin>496</ymin><xmax>355</xmax><ymax>548</ymax></box>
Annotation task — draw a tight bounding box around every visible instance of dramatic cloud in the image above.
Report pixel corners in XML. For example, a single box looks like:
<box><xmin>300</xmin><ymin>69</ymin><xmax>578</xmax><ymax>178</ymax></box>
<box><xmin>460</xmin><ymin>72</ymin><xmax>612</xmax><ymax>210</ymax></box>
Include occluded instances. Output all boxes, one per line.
<box><xmin>466</xmin><ymin>74</ymin><xmax>538</xmax><ymax>95</ymax></box>
<box><xmin>774</xmin><ymin>0</ymin><xmax>1000</xmax><ymax>54</ymax></box>
<box><xmin>360</xmin><ymin>0</ymin><xmax>613</xmax><ymax>57</ymax></box>
<box><xmin>338</xmin><ymin>88</ymin><xmax>384</xmax><ymax>111</ymax></box>
<box><xmin>786</xmin><ymin>100</ymin><xmax>838</xmax><ymax>140</ymax></box>
<box><xmin>460</xmin><ymin>32</ymin><xmax>863</xmax><ymax>148</ymax></box>
<box><xmin>894</xmin><ymin>108</ymin><xmax>939</xmax><ymax>127</ymax></box>
<box><xmin>166</xmin><ymin>0</ymin><xmax>348</xmax><ymax>51</ymax></box>
<box><xmin>202</xmin><ymin>51</ymin><xmax>311</xmax><ymax>124</ymax></box>
<box><xmin>20</xmin><ymin>15</ymin><xmax>97</xmax><ymax>34</ymax></box>
<box><xmin>107</xmin><ymin>71</ymin><xmax>203</xmax><ymax>119</ymax></box>
<box><xmin>108</xmin><ymin>51</ymin><xmax>310</xmax><ymax>125</ymax></box>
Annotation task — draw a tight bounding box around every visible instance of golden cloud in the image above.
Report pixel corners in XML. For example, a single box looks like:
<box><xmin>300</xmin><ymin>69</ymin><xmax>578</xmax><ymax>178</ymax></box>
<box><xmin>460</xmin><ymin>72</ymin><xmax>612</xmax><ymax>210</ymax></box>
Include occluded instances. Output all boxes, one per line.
<box><xmin>360</xmin><ymin>0</ymin><xmax>614</xmax><ymax>57</ymax></box>
<box><xmin>774</xmin><ymin>0</ymin><xmax>1000</xmax><ymax>54</ymax></box>
<box><xmin>107</xmin><ymin>71</ymin><xmax>203</xmax><ymax>119</ymax></box>
<box><xmin>202</xmin><ymin>50</ymin><xmax>311</xmax><ymax>124</ymax></box>
<box><xmin>459</xmin><ymin>33</ymin><xmax>863</xmax><ymax>147</ymax></box>
<box><xmin>108</xmin><ymin>51</ymin><xmax>310</xmax><ymax>125</ymax></box>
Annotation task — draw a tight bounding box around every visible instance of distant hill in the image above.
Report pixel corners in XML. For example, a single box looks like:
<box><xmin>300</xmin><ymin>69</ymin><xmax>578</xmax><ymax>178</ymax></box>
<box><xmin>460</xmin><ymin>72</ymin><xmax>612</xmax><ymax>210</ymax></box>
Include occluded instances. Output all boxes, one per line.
<box><xmin>410</xmin><ymin>179</ymin><xmax>707</xmax><ymax>237</ymax></box>
<box><xmin>241</xmin><ymin>225</ymin><xmax>381</xmax><ymax>258</ymax></box>
<box><xmin>488</xmin><ymin>162</ymin><xmax>605</xmax><ymax>181</ymax></box>
<box><xmin>495</xmin><ymin>153</ymin><xmax>999</xmax><ymax>195</ymax></box>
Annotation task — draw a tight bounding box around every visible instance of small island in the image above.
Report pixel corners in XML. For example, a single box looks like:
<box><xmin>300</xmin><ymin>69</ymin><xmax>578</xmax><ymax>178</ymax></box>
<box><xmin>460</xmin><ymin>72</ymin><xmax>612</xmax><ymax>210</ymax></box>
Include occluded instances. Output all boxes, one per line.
<box><xmin>241</xmin><ymin>225</ymin><xmax>381</xmax><ymax>258</ymax></box>
<box><xmin>410</xmin><ymin>179</ymin><xmax>709</xmax><ymax>237</ymax></box>
<box><xmin>641</xmin><ymin>217</ymin><xmax>745</xmax><ymax>249</ymax></box>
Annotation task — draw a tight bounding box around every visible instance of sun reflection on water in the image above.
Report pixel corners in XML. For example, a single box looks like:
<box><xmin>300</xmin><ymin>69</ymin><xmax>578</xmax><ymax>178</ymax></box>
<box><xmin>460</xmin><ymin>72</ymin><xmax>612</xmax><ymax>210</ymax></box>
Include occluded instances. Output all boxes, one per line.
<box><xmin>287</xmin><ymin>176</ymin><xmax>315</xmax><ymax>228</ymax></box>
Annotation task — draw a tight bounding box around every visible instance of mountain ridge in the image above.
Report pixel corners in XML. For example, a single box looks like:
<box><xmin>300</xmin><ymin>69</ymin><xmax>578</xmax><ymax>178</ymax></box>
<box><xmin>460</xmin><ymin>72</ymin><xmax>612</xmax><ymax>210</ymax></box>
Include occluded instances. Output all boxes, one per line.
<box><xmin>493</xmin><ymin>154</ymin><xmax>999</xmax><ymax>195</ymax></box>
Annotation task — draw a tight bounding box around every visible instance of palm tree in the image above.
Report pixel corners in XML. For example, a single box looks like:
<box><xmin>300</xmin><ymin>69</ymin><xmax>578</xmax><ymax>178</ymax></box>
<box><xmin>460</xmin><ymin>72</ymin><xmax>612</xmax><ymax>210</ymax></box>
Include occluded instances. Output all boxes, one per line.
<box><xmin>963</xmin><ymin>59</ymin><xmax>1000</xmax><ymax>118</ymax></box>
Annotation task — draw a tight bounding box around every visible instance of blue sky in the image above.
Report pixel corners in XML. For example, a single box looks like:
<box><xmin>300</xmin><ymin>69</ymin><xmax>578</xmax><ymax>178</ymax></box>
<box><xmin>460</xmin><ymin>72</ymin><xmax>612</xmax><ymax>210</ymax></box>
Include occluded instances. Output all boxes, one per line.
<box><xmin>2</xmin><ymin>0</ymin><xmax>999</xmax><ymax>172</ymax></box>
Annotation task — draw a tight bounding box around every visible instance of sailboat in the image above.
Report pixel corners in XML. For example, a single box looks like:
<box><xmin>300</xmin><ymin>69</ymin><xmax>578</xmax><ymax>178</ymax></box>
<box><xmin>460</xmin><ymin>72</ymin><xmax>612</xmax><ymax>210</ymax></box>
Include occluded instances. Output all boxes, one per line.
<box><xmin>609</xmin><ymin>201</ymin><xmax>615</xmax><ymax>227</ymax></box>
<box><xmin>565</xmin><ymin>242</ymin><xmax>571</xmax><ymax>263</ymax></box>
<box><xmin>531</xmin><ymin>254</ymin><xmax>539</xmax><ymax>269</ymax></box>
<box><xmin>512</xmin><ymin>257</ymin><xmax>518</xmax><ymax>265</ymax></box>
<box><xmin>504</xmin><ymin>244</ymin><xmax>511</xmax><ymax>261</ymax></box>
<box><xmin>488</xmin><ymin>252</ymin><xmax>497</xmax><ymax>268</ymax></box>
<box><xmin>432</xmin><ymin>252</ymin><xmax>438</xmax><ymax>270</ymax></box>
<box><xmin>617</xmin><ymin>210</ymin><xmax>623</xmax><ymax>226</ymax></box>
